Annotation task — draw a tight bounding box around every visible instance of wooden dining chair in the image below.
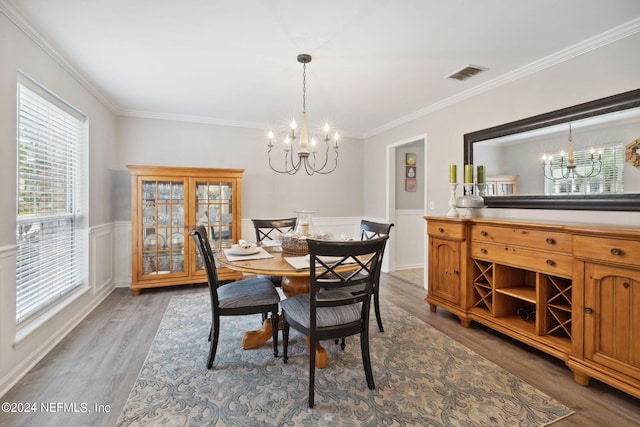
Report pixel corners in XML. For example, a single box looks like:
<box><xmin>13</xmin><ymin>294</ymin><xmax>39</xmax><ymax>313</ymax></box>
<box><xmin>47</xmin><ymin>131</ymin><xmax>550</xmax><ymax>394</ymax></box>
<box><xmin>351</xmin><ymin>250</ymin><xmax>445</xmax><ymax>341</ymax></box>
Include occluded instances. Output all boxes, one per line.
<box><xmin>333</xmin><ymin>220</ymin><xmax>394</xmax><ymax>350</ymax></box>
<box><xmin>281</xmin><ymin>236</ymin><xmax>389</xmax><ymax>408</ymax></box>
<box><xmin>358</xmin><ymin>220</ymin><xmax>394</xmax><ymax>332</ymax></box>
<box><xmin>189</xmin><ymin>225</ymin><xmax>280</xmax><ymax>368</ymax></box>
<box><xmin>251</xmin><ymin>217</ymin><xmax>297</xmax><ymax>243</ymax></box>
<box><xmin>251</xmin><ymin>217</ymin><xmax>297</xmax><ymax>286</ymax></box>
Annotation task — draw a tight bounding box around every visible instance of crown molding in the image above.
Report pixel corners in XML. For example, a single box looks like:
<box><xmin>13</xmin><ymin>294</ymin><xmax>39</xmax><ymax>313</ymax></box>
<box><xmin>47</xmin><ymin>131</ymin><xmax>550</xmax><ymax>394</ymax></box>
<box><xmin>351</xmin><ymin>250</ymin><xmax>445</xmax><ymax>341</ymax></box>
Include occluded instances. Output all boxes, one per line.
<box><xmin>117</xmin><ymin>109</ymin><xmax>361</xmax><ymax>139</ymax></box>
<box><xmin>0</xmin><ymin>0</ymin><xmax>119</xmax><ymax>113</ymax></box>
<box><xmin>4</xmin><ymin>1</ymin><xmax>638</xmax><ymax>139</ymax></box>
<box><xmin>117</xmin><ymin>109</ymin><xmax>269</xmax><ymax>130</ymax></box>
<box><xmin>363</xmin><ymin>17</ymin><xmax>640</xmax><ymax>139</ymax></box>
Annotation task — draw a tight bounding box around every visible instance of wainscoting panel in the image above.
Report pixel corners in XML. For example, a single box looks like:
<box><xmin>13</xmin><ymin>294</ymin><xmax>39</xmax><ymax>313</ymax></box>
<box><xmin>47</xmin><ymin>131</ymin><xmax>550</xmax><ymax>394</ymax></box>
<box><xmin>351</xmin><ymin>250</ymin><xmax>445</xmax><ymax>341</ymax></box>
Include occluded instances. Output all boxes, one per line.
<box><xmin>394</xmin><ymin>209</ymin><xmax>425</xmax><ymax>270</ymax></box>
<box><xmin>91</xmin><ymin>224</ymin><xmax>114</xmax><ymax>293</ymax></box>
<box><xmin>0</xmin><ymin>225</ymin><xmax>115</xmax><ymax>398</ymax></box>
<box><xmin>113</xmin><ymin>221</ymin><xmax>132</xmax><ymax>288</ymax></box>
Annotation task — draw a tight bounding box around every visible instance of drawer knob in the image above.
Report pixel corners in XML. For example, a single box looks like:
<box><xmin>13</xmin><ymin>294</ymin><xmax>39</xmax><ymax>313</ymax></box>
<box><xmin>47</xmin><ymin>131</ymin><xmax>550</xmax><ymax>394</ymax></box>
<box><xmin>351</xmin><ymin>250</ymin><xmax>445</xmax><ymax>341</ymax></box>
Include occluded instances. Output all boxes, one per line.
<box><xmin>624</xmin><ymin>282</ymin><xmax>630</xmax><ymax>289</ymax></box>
<box><xmin>453</xmin><ymin>270</ymin><xmax>459</xmax><ymax>275</ymax></box>
<box><xmin>545</xmin><ymin>238</ymin><xmax>555</xmax><ymax>245</ymax></box>
<box><xmin>584</xmin><ymin>307</ymin><xmax>593</xmax><ymax>314</ymax></box>
<box><xmin>611</xmin><ymin>248</ymin><xmax>622</xmax><ymax>256</ymax></box>
<box><xmin>481</xmin><ymin>248</ymin><xmax>487</xmax><ymax>254</ymax></box>
<box><xmin>546</xmin><ymin>259</ymin><xmax>555</xmax><ymax>266</ymax></box>
<box><xmin>480</xmin><ymin>231</ymin><xmax>488</xmax><ymax>237</ymax></box>
<box><xmin>438</xmin><ymin>227</ymin><xmax>444</xmax><ymax>233</ymax></box>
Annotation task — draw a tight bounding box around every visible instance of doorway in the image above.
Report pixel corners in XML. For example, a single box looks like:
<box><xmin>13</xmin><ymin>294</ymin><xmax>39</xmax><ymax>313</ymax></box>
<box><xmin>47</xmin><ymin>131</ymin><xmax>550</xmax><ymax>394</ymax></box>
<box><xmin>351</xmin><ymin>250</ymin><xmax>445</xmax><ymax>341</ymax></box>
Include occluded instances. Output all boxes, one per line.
<box><xmin>385</xmin><ymin>135</ymin><xmax>427</xmax><ymax>286</ymax></box>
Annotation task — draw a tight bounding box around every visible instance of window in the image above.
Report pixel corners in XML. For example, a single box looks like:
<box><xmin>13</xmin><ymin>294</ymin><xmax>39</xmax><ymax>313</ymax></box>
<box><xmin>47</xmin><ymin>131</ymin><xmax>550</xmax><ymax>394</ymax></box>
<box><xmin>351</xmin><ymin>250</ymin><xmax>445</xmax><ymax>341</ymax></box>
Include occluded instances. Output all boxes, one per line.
<box><xmin>16</xmin><ymin>80</ymin><xmax>87</xmax><ymax>325</ymax></box>
<box><xmin>543</xmin><ymin>144</ymin><xmax>624</xmax><ymax>195</ymax></box>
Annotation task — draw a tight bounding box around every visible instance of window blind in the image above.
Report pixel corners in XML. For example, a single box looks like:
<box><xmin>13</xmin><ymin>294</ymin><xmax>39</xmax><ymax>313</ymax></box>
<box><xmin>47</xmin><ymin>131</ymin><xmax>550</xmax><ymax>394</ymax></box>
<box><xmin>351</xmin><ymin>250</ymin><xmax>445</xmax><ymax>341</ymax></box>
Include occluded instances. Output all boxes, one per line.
<box><xmin>544</xmin><ymin>144</ymin><xmax>624</xmax><ymax>195</ymax></box>
<box><xmin>16</xmin><ymin>83</ymin><xmax>85</xmax><ymax>325</ymax></box>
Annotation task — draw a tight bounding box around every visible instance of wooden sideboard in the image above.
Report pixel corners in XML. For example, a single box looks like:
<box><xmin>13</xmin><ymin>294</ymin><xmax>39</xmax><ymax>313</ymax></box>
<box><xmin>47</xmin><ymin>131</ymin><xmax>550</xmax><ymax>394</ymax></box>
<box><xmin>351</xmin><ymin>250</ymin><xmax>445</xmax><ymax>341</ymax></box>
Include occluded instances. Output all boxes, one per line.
<box><xmin>425</xmin><ymin>216</ymin><xmax>640</xmax><ymax>399</ymax></box>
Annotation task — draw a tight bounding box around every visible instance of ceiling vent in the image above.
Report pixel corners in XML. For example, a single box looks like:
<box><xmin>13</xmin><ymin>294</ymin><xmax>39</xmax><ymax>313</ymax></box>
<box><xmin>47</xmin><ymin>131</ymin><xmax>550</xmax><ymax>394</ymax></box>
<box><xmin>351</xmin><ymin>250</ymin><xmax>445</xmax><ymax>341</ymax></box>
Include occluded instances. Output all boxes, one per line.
<box><xmin>446</xmin><ymin>64</ymin><xmax>487</xmax><ymax>81</ymax></box>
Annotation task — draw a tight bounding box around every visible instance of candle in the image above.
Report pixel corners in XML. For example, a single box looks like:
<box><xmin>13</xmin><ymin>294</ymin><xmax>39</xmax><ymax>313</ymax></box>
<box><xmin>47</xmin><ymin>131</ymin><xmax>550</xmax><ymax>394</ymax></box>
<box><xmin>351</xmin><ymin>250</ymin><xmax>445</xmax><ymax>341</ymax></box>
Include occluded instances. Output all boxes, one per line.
<box><xmin>449</xmin><ymin>165</ymin><xmax>457</xmax><ymax>183</ymax></box>
<box><xmin>267</xmin><ymin>131</ymin><xmax>274</xmax><ymax>148</ymax></box>
<box><xmin>477</xmin><ymin>165</ymin><xmax>486</xmax><ymax>184</ymax></box>
<box><xmin>464</xmin><ymin>164</ymin><xmax>473</xmax><ymax>184</ymax></box>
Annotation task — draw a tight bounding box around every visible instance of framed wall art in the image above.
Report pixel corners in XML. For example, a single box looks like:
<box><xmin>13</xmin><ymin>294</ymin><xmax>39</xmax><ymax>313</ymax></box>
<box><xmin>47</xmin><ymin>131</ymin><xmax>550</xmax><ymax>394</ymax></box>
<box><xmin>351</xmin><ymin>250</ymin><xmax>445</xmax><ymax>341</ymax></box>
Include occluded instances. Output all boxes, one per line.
<box><xmin>406</xmin><ymin>165</ymin><xmax>416</xmax><ymax>178</ymax></box>
<box><xmin>405</xmin><ymin>178</ymin><xmax>417</xmax><ymax>192</ymax></box>
<box><xmin>405</xmin><ymin>153</ymin><xmax>416</xmax><ymax>166</ymax></box>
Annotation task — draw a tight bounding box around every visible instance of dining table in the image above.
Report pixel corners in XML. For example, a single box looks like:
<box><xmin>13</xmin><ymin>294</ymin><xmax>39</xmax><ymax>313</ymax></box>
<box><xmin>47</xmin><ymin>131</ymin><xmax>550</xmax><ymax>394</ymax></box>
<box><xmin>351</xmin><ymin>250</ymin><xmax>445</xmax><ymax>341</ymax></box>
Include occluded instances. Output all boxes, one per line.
<box><xmin>217</xmin><ymin>242</ymin><xmax>356</xmax><ymax>369</ymax></box>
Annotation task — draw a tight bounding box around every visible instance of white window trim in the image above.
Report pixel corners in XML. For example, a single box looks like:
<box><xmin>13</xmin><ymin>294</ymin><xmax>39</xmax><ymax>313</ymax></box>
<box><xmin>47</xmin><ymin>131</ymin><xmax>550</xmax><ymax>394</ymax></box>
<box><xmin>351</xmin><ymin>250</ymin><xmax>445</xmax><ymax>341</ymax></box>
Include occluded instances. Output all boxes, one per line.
<box><xmin>15</xmin><ymin>72</ymin><xmax>89</xmax><ymax>329</ymax></box>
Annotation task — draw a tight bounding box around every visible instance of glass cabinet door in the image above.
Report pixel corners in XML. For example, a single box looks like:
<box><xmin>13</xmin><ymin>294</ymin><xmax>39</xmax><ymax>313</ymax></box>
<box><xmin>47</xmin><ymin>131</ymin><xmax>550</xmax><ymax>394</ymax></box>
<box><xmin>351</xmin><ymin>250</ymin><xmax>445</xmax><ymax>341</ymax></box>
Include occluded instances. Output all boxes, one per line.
<box><xmin>140</xmin><ymin>178</ymin><xmax>187</xmax><ymax>277</ymax></box>
<box><xmin>193</xmin><ymin>180</ymin><xmax>234</xmax><ymax>272</ymax></box>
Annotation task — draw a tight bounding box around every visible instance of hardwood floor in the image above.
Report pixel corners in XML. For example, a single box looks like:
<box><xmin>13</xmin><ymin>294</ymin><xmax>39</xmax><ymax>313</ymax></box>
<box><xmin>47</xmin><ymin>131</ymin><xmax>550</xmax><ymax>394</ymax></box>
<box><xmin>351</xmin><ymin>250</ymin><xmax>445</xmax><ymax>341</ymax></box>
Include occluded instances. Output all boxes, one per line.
<box><xmin>1</xmin><ymin>275</ymin><xmax>639</xmax><ymax>426</ymax></box>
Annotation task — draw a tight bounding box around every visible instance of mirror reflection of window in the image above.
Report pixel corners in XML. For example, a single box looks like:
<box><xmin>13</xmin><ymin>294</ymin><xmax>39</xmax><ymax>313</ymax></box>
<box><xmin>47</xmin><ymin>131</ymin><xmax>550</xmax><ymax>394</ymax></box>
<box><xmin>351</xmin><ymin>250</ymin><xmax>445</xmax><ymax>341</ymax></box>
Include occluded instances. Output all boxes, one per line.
<box><xmin>543</xmin><ymin>144</ymin><xmax>624</xmax><ymax>195</ymax></box>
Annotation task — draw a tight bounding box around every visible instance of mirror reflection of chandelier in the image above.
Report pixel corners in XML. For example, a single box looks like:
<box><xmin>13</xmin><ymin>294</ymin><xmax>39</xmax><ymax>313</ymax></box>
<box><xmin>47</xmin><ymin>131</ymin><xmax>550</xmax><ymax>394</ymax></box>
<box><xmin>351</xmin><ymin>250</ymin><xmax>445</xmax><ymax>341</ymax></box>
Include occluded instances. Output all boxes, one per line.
<box><xmin>267</xmin><ymin>54</ymin><xmax>340</xmax><ymax>175</ymax></box>
<box><xmin>542</xmin><ymin>123</ymin><xmax>603</xmax><ymax>180</ymax></box>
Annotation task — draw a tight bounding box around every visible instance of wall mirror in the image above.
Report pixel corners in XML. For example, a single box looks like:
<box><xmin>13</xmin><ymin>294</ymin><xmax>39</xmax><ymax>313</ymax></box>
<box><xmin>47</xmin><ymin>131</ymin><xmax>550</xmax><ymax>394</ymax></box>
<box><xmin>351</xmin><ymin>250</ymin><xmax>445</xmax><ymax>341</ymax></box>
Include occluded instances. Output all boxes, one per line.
<box><xmin>464</xmin><ymin>88</ymin><xmax>640</xmax><ymax>211</ymax></box>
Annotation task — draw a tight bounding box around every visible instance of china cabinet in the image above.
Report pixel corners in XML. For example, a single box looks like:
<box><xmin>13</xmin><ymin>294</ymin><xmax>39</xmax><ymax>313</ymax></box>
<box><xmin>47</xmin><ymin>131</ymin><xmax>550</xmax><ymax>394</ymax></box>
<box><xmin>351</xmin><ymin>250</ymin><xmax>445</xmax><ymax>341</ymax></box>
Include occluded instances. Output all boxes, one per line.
<box><xmin>425</xmin><ymin>216</ymin><xmax>640</xmax><ymax>399</ymax></box>
<box><xmin>128</xmin><ymin>165</ymin><xmax>243</xmax><ymax>296</ymax></box>
<box><xmin>485</xmin><ymin>175</ymin><xmax>518</xmax><ymax>196</ymax></box>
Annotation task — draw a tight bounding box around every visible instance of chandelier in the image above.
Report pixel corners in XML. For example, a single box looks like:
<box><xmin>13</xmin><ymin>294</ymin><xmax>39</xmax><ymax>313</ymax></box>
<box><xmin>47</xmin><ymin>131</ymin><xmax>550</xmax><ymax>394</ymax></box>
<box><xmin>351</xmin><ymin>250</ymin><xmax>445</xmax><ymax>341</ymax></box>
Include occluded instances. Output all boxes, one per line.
<box><xmin>267</xmin><ymin>54</ymin><xmax>339</xmax><ymax>175</ymax></box>
<box><xmin>542</xmin><ymin>123</ymin><xmax>602</xmax><ymax>180</ymax></box>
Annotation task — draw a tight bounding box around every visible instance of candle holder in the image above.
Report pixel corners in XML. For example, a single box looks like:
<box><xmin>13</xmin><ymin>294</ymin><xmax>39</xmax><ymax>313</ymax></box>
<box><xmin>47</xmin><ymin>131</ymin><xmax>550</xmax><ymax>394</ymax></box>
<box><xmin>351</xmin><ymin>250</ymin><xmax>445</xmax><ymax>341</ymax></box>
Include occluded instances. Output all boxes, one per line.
<box><xmin>476</xmin><ymin>183</ymin><xmax>487</xmax><ymax>197</ymax></box>
<box><xmin>447</xmin><ymin>183</ymin><xmax>458</xmax><ymax>217</ymax></box>
<box><xmin>457</xmin><ymin>183</ymin><xmax>485</xmax><ymax>218</ymax></box>
<box><xmin>464</xmin><ymin>183</ymin><xmax>474</xmax><ymax>196</ymax></box>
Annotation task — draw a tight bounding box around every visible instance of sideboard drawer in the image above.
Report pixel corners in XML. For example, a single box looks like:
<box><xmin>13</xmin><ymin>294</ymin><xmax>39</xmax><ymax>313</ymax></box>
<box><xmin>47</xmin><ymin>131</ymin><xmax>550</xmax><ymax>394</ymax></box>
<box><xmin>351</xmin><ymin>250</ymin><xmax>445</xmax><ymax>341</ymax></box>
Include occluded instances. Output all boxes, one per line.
<box><xmin>471</xmin><ymin>242</ymin><xmax>573</xmax><ymax>277</ymax></box>
<box><xmin>573</xmin><ymin>235</ymin><xmax>640</xmax><ymax>267</ymax></box>
<box><xmin>471</xmin><ymin>224</ymin><xmax>571</xmax><ymax>253</ymax></box>
<box><xmin>427</xmin><ymin>221</ymin><xmax>464</xmax><ymax>240</ymax></box>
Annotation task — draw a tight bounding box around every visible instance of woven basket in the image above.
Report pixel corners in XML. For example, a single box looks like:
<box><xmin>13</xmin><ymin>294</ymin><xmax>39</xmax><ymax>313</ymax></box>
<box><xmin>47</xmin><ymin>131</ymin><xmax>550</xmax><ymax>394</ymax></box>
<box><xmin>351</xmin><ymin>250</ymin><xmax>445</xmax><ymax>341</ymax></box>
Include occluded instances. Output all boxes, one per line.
<box><xmin>281</xmin><ymin>236</ymin><xmax>308</xmax><ymax>255</ymax></box>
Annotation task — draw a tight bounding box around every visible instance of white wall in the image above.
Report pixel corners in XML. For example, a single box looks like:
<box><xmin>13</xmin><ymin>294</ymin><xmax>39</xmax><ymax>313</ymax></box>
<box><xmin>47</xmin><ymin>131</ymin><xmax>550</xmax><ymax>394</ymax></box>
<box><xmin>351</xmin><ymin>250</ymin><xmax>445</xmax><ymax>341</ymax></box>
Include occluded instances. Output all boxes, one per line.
<box><xmin>0</xmin><ymin>10</ymin><xmax>117</xmax><ymax>397</ymax></box>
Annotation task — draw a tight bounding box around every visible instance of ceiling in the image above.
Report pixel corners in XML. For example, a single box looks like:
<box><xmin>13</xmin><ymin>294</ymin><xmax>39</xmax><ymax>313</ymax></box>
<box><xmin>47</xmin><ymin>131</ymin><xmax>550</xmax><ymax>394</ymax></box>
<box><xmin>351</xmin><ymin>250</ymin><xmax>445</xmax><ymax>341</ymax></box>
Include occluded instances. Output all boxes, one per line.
<box><xmin>4</xmin><ymin>0</ymin><xmax>640</xmax><ymax>138</ymax></box>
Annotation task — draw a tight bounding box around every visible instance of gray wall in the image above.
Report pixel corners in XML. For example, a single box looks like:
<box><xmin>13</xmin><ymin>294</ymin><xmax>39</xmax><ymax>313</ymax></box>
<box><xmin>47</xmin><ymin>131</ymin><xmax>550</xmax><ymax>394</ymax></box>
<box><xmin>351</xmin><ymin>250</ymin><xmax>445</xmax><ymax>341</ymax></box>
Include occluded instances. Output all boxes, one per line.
<box><xmin>364</xmin><ymin>31</ymin><xmax>640</xmax><ymax>226</ymax></box>
<box><xmin>114</xmin><ymin>117</ymin><xmax>365</xmax><ymax>219</ymax></box>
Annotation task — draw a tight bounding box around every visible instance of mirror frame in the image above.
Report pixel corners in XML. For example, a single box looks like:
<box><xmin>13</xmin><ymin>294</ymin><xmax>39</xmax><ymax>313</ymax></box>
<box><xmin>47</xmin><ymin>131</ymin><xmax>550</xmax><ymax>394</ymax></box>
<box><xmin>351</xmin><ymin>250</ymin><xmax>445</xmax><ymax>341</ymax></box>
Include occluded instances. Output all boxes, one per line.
<box><xmin>464</xmin><ymin>88</ymin><xmax>640</xmax><ymax>211</ymax></box>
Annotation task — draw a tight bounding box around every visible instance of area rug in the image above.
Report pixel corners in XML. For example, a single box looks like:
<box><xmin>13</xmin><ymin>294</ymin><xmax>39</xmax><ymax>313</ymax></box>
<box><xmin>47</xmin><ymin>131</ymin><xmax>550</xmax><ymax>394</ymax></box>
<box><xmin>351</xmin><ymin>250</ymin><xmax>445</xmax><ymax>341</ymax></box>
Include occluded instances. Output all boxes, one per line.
<box><xmin>117</xmin><ymin>293</ymin><xmax>573</xmax><ymax>426</ymax></box>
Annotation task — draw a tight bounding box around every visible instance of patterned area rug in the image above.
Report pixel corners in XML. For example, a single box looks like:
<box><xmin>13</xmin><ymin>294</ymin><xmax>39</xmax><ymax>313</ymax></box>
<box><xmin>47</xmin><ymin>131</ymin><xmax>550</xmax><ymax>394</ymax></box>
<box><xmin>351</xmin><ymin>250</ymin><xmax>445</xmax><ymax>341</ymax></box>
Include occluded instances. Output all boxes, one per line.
<box><xmin>117</xmin><ymin>293</ymin><xmax>573</xmax><ymax>426</ymax></box>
